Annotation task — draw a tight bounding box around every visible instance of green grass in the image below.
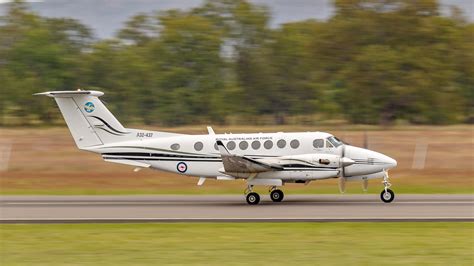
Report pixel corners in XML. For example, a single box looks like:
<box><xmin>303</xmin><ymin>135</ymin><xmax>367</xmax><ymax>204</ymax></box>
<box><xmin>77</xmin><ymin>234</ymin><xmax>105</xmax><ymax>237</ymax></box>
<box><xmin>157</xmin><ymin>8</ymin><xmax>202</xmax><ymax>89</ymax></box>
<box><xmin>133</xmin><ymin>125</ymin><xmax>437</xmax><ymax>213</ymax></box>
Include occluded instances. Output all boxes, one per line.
<box><xmin>1</xmin><ymin>223</ymin><xmax>473</xmax><ymax>265</ymax></box>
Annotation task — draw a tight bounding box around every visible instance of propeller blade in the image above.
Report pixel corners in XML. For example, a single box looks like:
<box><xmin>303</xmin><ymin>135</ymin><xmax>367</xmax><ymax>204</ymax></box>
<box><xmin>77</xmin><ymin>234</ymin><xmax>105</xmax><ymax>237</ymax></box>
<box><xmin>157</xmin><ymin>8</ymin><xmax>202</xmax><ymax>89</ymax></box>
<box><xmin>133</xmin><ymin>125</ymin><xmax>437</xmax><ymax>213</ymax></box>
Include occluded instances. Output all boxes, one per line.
<box><xmin>340</xmin><ymin>144</ymin><xmax>346</xmax><ymax>177</ymax></box>
<box><xmin>338</xmin><ymin>177</ymin><xmax>346</xmax><ymax>193</ymax></box>
<box><xmin>338</xmin><ymin>144</ymin><xmax>347</xmax><ymax>194</ymax></box>
<box><xmin>363</xmin><ymin>131</ymin><xmax>368</xmax><ymax>149</ymax></box>
<box><xmin>412</xmin><ymin>141</ymin><xmax>428</xmax><ymax>170</ymax></box>
<box><xmin>362</xmin><ymin>178</ymin><xmax>368</xmax><ymax>192</ymax></box>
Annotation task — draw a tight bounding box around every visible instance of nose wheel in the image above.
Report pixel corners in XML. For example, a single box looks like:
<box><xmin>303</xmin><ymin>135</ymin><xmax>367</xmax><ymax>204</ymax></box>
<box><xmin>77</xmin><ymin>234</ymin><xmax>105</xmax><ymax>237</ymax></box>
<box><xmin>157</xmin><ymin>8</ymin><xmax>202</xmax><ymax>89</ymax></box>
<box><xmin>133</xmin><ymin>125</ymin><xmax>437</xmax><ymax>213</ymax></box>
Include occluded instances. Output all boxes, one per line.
<box><xmin>380</xmin><ymin>171</ymin><xmax>395</xmax><ymax>203</ymax></box>
<box><xmin>380</xmin><ymin>189</ymin><xmax>394</xmax><ymax>203</ymax></box>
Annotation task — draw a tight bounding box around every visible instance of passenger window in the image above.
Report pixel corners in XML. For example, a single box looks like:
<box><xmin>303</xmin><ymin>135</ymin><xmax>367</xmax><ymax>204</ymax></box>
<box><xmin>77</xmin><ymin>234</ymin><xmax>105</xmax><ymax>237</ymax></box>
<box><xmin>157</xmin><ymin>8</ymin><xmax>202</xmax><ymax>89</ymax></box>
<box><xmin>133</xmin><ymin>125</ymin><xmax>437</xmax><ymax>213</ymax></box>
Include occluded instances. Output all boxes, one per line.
<box><xmin>194</xmin><ymin>141</ymin><xmax>203</xmax><ymax>151</ymax></box>
<box><xmin>313</xmin><ymin>139</ymin><xmax>324</xmax><ymax>148</ymax></box>
<box><xmin>326</xmin><ymin>140</ymin><xmax>334</xmax><ymax>148</ymax></box>
<box><xmin>239</xmin><ymin>141</ymin><xmax>248</xmax><ymax>150</ymax></box>
<box><xmin>227</xmin><ymin>141</ymin><xmax>236</xmax><ymax>150</ymax></box>
<box><xmin>264</xmin><ymin>140</ymin><xmax>273</xmax><ymax>149</ymax></box>
<box><xmin>277</xmin><ymin>139</ymin><xmax>286</xmax><ymax>148</ymax></box>
<box><xmin>251</xmin><ymin>140</ymin><xmax>261</xmax><ymax>150</ymax></box>
<box><xmin>214</xmin><ymin>143</ymin><xmax>218</xmax><ymax>150</ymax></box>
<box><xmin>171</xmin><ymin>143</ymin><xmax>180</xmax><ymax>150</ymax></box>
<box><xmin>290</xmin><ymin>139</ymin><xmax>300</xmax><ymax>149</ymax></box>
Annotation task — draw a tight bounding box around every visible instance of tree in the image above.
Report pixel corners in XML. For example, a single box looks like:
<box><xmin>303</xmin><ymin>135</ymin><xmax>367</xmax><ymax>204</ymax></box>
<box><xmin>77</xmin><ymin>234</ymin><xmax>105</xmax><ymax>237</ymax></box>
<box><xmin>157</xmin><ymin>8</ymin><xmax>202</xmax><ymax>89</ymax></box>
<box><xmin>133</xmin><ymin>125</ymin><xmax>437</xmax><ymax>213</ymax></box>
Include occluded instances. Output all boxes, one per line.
<box><xmin>152</xmin><ymin>11</ymin><xmax>225</xmax><ymax>125</ymax></box>
<box><xmin>0</xmin><ymin>0</ymin><xmax>92</xmax><ymax>125</ymax></box>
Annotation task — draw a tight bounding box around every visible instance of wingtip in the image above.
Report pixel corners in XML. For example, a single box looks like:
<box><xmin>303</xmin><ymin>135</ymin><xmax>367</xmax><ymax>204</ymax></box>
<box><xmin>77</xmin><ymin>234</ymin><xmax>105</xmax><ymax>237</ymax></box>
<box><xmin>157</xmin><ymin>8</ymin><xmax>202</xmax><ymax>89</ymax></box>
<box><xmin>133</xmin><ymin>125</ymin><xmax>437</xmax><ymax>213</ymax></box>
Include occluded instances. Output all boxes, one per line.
<box><xmin>215</xmin><ymin>139</ymin><xmax>231</xmax><ymax>156</ymax></box>
<box><xmin>207</xmin><ymin>126</ymin><xmax>215</xmax><ymax>135</ymax></box>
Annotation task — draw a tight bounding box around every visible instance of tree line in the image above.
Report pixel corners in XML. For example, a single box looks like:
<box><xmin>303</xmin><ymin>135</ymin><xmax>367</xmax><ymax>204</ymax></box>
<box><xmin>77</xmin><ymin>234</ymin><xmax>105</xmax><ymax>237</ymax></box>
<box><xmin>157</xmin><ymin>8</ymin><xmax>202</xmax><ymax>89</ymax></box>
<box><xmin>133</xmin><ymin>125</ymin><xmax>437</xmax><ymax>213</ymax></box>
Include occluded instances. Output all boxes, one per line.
<box><xmin>0</xmin><ymin>0</ymin><xmax>472</xmax><ymax>126</ymax></box>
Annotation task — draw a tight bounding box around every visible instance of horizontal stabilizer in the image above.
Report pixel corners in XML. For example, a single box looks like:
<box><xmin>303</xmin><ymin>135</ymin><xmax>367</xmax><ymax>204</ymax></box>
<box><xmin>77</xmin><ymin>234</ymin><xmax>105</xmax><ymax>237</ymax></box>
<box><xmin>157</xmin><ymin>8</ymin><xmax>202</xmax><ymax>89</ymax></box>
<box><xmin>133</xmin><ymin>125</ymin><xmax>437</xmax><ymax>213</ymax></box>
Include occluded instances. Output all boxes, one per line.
<box><xmin>34</xmin><ymin>90</ymin><xmax>104</xmax><ymax>98</ymax></box>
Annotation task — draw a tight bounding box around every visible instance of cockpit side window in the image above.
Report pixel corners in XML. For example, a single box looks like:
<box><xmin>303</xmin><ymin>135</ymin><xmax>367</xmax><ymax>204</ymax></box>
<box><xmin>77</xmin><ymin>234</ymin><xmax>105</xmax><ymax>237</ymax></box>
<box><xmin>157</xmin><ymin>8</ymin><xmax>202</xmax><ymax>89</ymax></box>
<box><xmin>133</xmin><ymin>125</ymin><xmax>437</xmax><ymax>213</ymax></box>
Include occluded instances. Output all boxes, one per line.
<box><xmin>326</xmin><ymin>140</ymin><xmax>334</xmax><ymax>148</ymax></box>
<box><xmin>327</xmin><ymin>136</ymin><xmax>342</xmax><ymax>148</ymax></box>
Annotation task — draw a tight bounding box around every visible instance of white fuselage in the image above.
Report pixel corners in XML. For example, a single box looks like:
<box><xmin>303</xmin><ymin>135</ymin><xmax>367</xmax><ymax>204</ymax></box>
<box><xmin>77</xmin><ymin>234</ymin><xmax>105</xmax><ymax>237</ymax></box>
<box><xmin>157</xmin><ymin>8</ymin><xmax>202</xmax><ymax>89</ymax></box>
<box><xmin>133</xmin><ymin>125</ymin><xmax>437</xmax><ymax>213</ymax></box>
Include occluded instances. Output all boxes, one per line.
<box><xmin>88</xmin><ymin>131</ymin><xmax>397</xmax><ymax>183</ymax></box>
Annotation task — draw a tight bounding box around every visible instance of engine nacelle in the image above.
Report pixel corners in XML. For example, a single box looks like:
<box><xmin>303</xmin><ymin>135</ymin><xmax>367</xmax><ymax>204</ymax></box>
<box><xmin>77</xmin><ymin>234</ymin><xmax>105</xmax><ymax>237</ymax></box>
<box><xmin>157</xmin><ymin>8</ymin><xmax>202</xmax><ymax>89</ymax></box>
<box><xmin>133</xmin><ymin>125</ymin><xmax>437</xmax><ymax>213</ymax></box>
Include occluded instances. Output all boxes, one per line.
<box><xmin>346</xmin><ymin>171</ymin><xmax>387</xmax><ymax>181</ymax></box>
<box><xmin>281</xmin><ymin>154</ymin><xmax>338</xmax><ymax>167</ymax></box>
<box><xmin>280</xmin><ymin>154</ymin><xmax>354</xmax><ymax>168</ymax></box>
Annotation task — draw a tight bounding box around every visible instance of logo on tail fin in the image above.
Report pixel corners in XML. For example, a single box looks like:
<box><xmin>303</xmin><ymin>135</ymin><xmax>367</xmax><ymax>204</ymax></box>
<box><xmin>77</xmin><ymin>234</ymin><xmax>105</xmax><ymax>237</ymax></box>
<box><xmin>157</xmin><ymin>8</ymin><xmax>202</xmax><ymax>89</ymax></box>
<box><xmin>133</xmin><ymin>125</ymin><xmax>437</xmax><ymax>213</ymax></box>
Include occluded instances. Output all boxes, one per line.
<box><xmin>84</xmin><ymin>102</ymin><xmax>95</xmax><ymax>113</ymax></box>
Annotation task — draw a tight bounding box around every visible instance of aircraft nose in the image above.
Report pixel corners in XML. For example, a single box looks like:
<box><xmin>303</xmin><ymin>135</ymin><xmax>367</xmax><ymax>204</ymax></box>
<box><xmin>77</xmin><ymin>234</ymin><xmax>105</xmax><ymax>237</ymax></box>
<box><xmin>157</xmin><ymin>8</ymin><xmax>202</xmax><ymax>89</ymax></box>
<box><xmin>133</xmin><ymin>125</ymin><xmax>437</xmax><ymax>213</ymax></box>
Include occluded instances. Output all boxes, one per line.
<box><xmin>380</xmin><ymin>154</ymin><xmax>397</xmax><ymax>169</ymax></box>
<box><xmin>343</xmin><ymin>145</ymin><xmax>397</xmax><ymax>176</ymax></box>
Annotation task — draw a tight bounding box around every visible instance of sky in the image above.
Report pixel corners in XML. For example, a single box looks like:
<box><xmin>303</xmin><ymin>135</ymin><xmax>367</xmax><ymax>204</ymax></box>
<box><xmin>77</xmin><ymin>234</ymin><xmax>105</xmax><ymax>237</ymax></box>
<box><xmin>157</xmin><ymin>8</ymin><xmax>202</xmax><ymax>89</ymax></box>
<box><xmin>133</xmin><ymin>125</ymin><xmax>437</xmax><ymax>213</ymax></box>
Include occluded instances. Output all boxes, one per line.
<box><xmin>0</xmin><ymin>0</ymin><xmax>472</xmax><ymax>38</ymax></box>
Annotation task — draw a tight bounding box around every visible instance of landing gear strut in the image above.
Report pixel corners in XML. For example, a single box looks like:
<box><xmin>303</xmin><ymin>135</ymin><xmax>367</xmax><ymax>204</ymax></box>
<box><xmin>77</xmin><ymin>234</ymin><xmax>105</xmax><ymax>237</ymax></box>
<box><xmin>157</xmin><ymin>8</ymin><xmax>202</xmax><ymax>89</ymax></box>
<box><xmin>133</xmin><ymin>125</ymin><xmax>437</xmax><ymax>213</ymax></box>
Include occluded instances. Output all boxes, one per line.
<box><xmin>269</xmin><ymin>186</ymin><xmax>284</xmax><ymax>202</ymax></box>
<box><xmin>245</xmin><ymin>185</ymin><xmax>260</xmax><ymax>205</ymax></box>
<box><xmin>380</xmin><ymin>171</ymin><xmax>395</xmax><ymax>203</ymax></box>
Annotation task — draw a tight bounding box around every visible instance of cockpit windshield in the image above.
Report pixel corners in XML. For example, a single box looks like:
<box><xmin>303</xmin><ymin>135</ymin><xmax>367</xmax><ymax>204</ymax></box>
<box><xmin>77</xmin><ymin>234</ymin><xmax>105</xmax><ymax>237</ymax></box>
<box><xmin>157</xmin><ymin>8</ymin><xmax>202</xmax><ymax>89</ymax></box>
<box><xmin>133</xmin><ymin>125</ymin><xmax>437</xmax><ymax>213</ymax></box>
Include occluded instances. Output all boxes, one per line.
<box><xmin>327</xmin><ymin>136</ymin><xmax>343</xmax><ymax>148</ymax></box>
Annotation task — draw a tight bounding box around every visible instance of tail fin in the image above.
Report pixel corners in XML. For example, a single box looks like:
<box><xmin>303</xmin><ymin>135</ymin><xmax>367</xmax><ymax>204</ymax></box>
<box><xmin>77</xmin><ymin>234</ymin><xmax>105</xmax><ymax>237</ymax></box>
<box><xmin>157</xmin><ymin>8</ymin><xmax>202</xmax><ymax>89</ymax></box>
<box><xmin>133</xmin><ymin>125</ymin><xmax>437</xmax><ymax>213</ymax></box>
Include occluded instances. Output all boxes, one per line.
<box><xmin>35</xmin><ymin>90</ymin><xmax>131</xmax><ymax>149</ymax></box>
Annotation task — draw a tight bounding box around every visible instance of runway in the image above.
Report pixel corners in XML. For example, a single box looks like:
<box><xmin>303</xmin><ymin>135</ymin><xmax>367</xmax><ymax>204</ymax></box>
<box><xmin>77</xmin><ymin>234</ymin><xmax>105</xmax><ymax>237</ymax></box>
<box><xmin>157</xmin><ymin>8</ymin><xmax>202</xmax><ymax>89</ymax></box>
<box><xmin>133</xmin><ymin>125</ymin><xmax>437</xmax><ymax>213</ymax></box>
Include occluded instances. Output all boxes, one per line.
<box><xmin>0</xmin><ymin>194</ymin><xmax>472</xmax><ymax>223</ymax></box>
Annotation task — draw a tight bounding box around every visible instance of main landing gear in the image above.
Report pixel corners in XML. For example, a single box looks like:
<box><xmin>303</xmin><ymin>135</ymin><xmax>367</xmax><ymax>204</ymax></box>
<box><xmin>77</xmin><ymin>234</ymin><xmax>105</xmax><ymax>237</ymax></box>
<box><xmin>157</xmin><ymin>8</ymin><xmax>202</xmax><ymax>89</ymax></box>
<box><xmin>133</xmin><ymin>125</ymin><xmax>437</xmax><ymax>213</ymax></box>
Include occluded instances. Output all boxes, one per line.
<box><xmin>245</xmin><ymin>185</ymin><xmax>260</xmax><ymax>205</ymax></box>
<box><xmin>246</xmin><ymin>192</ymin><xmax>260</xmax><ymax>205</ymax></box>
<box><xmin>380</xmin><ymin>172</ymin><xmax>395</xmax><ymax>203</ymax></box>
<box><xmin>244</xmin><ymin>185</ymin><xmax>285</xmax><ymax>205</ymax></box>
<box><xmin>269</xmin><ymin>186</ymin><xmax>284</xmax><ymax>202</ymax></box>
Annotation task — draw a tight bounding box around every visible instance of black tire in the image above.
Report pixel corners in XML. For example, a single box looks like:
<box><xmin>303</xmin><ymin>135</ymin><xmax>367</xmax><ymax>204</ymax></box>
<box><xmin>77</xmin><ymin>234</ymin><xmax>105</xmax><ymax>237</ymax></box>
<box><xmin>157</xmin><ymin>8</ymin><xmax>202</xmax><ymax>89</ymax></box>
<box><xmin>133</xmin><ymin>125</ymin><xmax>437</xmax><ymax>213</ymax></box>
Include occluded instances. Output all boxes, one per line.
<box><xmin>270</xmin><ymin>189</ymin><xmax>284</xmax><ymax>202</ymax></box>
<box><xmin>246</xmin><ymin>192</ymin><xmax>260</xmax><ymax>205</ymax></box>
<box><xmin>380</xmin><ymin>189</ymin><xmax>395</xmax><ymax>203</ymax></box>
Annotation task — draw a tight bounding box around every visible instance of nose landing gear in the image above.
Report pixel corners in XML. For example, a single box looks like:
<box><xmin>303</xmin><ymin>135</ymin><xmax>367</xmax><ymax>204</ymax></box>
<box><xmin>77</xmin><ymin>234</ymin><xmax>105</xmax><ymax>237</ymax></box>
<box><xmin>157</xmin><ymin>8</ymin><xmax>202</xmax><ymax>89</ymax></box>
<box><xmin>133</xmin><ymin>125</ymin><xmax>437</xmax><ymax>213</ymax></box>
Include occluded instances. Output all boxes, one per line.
<box><xmin>381</xmin><ymin>189</ymin><xmax>395</xmax><ymax>203</ymax></box>
<box><xmin>380</xmin><ymin>171</ymin><xmax>395</xmax><ymax>203</ymax></box>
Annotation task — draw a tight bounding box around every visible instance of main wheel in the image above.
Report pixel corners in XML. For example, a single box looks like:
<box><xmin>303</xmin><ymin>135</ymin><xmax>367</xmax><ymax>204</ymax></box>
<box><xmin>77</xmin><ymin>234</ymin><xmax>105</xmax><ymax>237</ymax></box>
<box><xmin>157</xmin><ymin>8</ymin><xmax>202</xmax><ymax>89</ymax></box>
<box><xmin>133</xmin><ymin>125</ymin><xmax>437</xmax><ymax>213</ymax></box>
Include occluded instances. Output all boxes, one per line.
<box><xmin>246</xmin><ymin>192</ymin><xmax>260</xmax><ymax>205</ymax></box>
<box><xmin>270</xmin><ymin>189</ymin><xmax>284</xmax><ymax>202</ymax></box>
<box><xmin>380</xmin><ymin>189</ymin><xmax>395</xmax><ymax>203</ymax></box>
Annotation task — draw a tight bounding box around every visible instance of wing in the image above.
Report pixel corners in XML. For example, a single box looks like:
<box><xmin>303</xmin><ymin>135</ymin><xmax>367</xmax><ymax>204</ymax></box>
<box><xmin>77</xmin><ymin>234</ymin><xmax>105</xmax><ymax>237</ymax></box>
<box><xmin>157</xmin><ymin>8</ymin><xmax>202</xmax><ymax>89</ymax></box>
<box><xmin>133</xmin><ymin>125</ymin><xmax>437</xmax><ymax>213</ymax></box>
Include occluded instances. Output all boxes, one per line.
<box><xmin>216</xmin><ymin>140</ymin><xmax>283</xmax><ymax>173</ymax></box>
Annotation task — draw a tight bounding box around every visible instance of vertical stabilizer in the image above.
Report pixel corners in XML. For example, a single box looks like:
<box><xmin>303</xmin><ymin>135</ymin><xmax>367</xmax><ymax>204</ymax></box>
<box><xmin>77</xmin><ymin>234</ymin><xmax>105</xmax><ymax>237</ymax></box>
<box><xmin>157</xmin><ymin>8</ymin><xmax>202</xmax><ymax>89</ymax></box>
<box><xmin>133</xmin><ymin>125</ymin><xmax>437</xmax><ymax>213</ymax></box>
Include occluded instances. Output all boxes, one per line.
<box><xmin>35</xmin><ymin>90</ymin><xmax>128</xmax><ymax>149</ymax></box>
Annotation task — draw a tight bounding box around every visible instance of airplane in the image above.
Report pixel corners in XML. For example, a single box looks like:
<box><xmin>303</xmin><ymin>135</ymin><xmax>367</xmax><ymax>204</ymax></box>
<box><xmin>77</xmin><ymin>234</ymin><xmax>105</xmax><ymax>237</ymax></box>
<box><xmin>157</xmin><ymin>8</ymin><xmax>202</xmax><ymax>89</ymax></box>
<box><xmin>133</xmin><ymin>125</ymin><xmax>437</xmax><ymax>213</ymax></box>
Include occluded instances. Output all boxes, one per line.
<box><xmin>36</xmin><ymin>90</ymin><xmax>397</xmax><ymax>205</ymax></box>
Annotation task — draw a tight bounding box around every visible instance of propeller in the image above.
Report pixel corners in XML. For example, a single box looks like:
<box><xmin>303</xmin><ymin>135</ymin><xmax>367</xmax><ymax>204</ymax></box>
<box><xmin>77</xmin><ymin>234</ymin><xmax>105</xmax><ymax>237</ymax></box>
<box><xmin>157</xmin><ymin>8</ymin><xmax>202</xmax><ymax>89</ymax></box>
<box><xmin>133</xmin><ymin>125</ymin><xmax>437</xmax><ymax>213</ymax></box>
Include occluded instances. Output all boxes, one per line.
<box><xmin>339</xmin><ymin>131</ymin><xmax>369</xmax><ymax>193</ymax></box>
<box><xmin>362</xmin><ymin>178</ymin><xmax>368</xmax><ymax>192</ymax></box>
<box><xmin>338</xmin><ymin>174</ymin><xmax>346</xmax><ymax>193</ymax></box>
<box><xmin>363</xmin><ymin>131</ymin><xmax>369</xmax><ymax>149</ymax></box>
<box><xmin>362</xmin><ymin>131</ymin><xmax>369</xmax><ymax>192</ymax></box>
<box><xmin>338</xmin><ymin>144</ymin><xmax>347</xmax><ymax>193</ymax></box>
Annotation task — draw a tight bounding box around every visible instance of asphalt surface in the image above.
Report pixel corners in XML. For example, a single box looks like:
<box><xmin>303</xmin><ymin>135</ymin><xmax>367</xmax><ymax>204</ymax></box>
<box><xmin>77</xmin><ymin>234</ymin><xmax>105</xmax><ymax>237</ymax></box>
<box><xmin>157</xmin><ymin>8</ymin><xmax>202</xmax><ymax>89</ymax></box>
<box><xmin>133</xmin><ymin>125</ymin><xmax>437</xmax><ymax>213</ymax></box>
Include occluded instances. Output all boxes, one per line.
<box><xmin>0</xmin><ymin>194</ymin><xmax>472</xmax><ymax>223</ymax></box>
